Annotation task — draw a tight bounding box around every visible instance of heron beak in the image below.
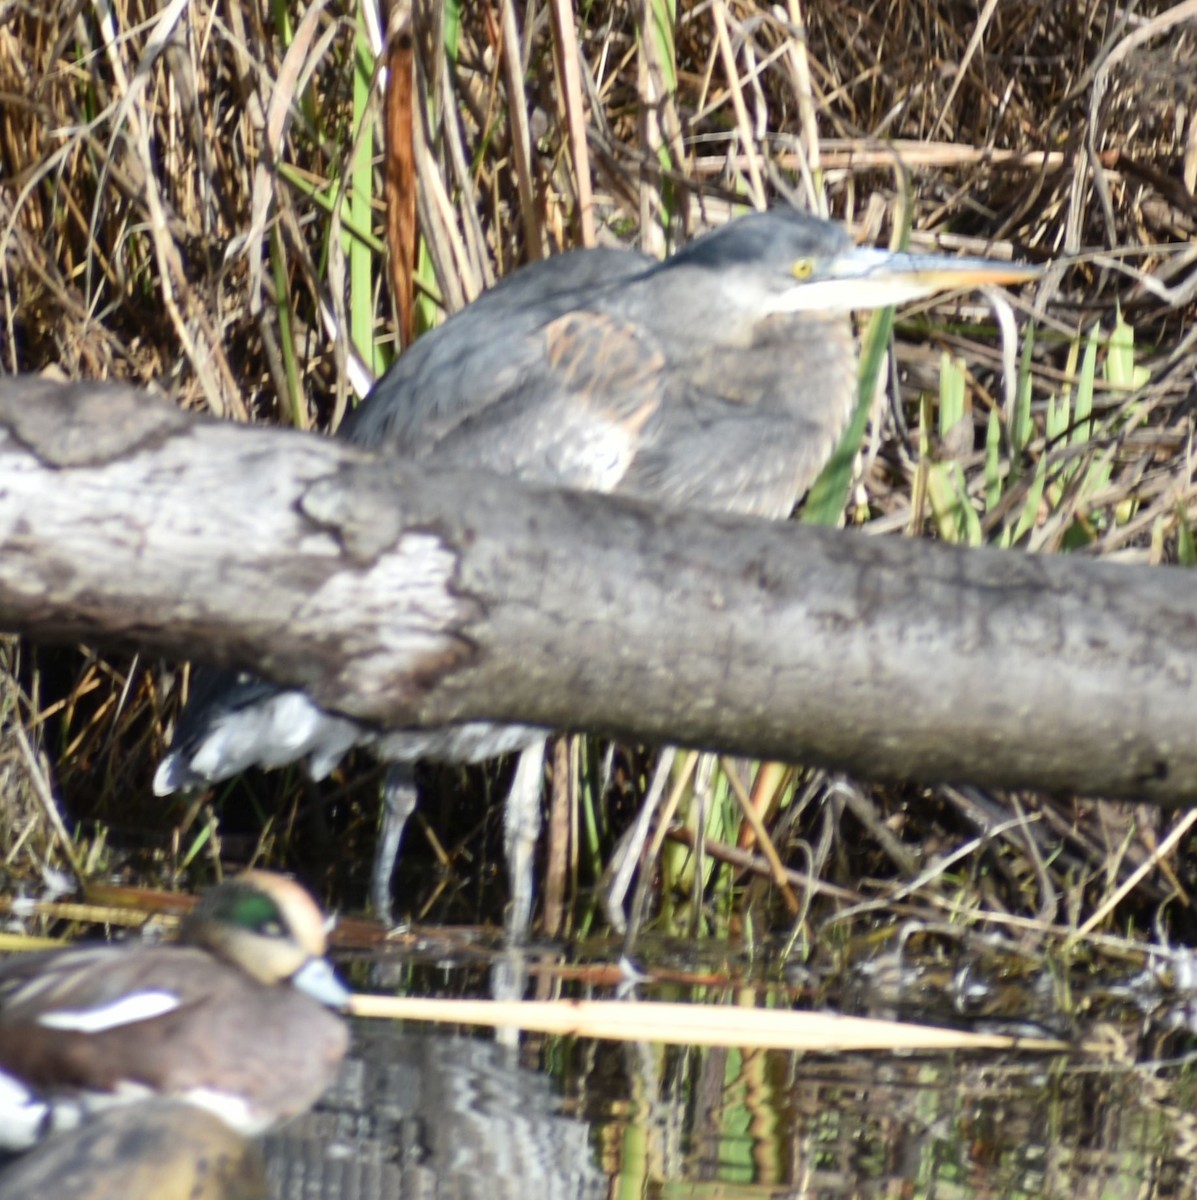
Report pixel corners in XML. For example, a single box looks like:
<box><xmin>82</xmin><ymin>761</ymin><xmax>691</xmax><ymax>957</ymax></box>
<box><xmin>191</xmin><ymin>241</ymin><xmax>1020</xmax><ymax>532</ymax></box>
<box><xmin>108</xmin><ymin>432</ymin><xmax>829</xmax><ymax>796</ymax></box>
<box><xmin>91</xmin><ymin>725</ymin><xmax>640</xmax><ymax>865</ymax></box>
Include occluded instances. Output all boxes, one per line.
<box><xmin>853</xmin><ymin>248</ymin><xmax>1042</xmax><ymax>296</ymax></box>
<box><xmin>777</xmin><ymin>247</ymin><xmax>1040</xmax><ymax>313</ymax></box>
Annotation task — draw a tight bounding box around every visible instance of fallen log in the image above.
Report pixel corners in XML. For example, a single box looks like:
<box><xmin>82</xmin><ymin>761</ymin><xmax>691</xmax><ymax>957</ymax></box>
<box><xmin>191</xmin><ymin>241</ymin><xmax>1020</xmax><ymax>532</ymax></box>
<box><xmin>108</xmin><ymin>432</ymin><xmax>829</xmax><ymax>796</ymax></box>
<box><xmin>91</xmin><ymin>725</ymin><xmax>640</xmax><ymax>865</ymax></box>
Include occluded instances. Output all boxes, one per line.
<box><xmin>0</xmin><ymin>374</ymin><xmax>1193</xmax><ymax>803</ymax></box>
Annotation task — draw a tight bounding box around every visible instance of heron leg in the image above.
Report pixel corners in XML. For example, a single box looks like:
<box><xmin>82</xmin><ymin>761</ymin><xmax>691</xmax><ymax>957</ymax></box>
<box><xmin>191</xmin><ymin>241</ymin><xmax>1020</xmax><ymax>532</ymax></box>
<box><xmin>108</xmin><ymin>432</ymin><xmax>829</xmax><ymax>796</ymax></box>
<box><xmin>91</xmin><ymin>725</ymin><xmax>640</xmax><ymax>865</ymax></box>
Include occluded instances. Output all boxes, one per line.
<box><xmin>372</xmin><ymin>763</ymin><xmax>418</xmax><ymax>925</ymax></box>
<box><xmin>504</xmin><ymin>741</ymin><xmax>546</xmax><ymax>944</ymax></box>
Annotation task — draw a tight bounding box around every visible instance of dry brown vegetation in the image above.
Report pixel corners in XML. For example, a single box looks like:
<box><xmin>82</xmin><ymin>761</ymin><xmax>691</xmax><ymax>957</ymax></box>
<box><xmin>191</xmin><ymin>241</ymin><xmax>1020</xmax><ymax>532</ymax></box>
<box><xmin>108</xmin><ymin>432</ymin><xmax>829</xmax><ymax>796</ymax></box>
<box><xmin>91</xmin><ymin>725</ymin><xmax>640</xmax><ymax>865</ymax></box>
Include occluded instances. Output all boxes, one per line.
<box><xmin>1</xmin><ymin>0</ymin><xmax>1196</xmax><ymax>979</ymax></box>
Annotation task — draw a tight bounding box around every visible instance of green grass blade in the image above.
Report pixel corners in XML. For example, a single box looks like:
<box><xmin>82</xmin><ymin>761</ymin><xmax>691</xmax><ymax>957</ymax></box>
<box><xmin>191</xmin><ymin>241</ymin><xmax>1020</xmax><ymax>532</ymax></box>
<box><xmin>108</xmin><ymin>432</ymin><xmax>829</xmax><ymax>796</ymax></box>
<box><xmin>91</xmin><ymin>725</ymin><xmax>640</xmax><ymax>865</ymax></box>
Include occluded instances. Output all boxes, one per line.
<box><xmin>803</xmin><ymin>307</ymin><xmax>894</xmax><ymax>526</ymax></box>
<box><xmin>350</xmin><ymin>21</ymin><xmax>377</xmax><ymax>373</ymax></box>
<box><xmin>648</xmin><ymin>0</ymin><xmax>678</xmax><ymax>92</ymax></box>
<box><xmin>443</xmin><ymin>0</ymin><xmax>462</xmax><ymax>60</ymax></box>
<box><xmin>1013</xmin><ymin>456</ymin><xmax>1047</xmax><ymax>544</ymax></box>
<box><xmin>939</xmin><ymin>350</ymin><xmax>966</xmax><ymax>436</ymax></box>
<box><xmin>1009</xmin><ymin>319</ymin><xmax>1036</xmax><ymax>466</ymax></box>
<box><xmin>1106</xmin><ymin>307</ymin><xmax>1150</xmax><ymax>391</ymax></box>
<box><xmin>270</xmin><ymin>224</ymin><xmax>303</xmax><ymax>426</ymax></box>
<box><xmin>984</xmin><ymin>407</ymin><xmax>1002</xmax><ymax>514</ymax></box>
<box><xmin>1177</xmin><ymin>504</ymin><xmax>1196</xmax><ymax>567</ymax></box>
<box><xmin>1072</xmin><ymin>325</ymin><xmax>1098</xmax><ymax>446</ymax></box>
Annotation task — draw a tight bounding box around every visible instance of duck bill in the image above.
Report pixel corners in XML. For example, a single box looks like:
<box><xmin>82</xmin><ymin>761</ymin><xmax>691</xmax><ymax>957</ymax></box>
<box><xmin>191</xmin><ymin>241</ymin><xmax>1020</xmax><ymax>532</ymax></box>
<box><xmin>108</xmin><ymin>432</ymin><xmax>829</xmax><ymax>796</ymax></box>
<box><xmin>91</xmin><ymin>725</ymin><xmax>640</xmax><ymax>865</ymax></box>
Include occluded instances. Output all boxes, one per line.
<box><xmin>293</xmin><ymin>956</ymin><xmax>352</xmax><ymax>1009</ymax></box>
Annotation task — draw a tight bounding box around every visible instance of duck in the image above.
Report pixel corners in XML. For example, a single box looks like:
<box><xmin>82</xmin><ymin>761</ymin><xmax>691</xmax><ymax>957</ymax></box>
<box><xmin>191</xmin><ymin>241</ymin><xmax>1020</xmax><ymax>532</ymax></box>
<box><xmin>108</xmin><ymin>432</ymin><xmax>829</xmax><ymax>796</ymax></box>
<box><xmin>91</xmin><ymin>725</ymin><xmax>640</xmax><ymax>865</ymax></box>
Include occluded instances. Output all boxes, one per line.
<box><xmin>0</xmin><ymin>1100</ymin><xmax>266</xmax><ymax>1200</ymax></box>
<box><xmin>0</xmin><ymin>871</ymin><xmax>349</xmax><ymax>1151</ymax></box>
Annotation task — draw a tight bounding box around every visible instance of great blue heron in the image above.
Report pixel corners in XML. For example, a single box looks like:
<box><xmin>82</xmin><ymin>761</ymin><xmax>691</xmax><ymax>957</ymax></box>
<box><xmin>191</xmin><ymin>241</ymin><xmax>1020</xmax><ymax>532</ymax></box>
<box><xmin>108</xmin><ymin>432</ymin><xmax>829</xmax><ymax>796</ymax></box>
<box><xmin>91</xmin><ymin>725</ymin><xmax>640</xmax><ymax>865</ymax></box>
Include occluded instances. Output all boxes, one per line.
<box><xmin>154</xmin><ymin>208</ymin><xmax>1036</xmax><ymax>931</ymax></box>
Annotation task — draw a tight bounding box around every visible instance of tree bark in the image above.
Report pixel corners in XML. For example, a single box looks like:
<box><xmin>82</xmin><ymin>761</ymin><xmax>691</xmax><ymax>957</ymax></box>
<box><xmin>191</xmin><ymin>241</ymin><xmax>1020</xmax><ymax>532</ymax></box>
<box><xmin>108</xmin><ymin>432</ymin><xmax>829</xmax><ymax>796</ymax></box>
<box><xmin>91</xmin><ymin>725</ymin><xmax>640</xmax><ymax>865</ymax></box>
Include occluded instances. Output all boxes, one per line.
<box><xmin>1</xmin><ymin>374</ymin><xmax>1194</xmax><ymax>803</ymax></box>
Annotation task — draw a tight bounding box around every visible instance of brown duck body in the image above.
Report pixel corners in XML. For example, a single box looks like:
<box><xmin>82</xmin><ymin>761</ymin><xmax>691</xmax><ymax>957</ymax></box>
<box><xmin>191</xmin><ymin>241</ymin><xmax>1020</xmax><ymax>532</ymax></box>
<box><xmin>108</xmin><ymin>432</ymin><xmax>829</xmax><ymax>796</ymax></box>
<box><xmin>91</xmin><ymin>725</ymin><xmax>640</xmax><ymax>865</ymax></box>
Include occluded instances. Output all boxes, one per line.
<box><xmin>0</xmin><ymin>1101</ymin><xmax>266</xmax><ymax>1200</ymax></box>
<box><xmin>0</xmin><ymin>873</ymin><xmax>349</xmax><ymax>1149</ymax></box>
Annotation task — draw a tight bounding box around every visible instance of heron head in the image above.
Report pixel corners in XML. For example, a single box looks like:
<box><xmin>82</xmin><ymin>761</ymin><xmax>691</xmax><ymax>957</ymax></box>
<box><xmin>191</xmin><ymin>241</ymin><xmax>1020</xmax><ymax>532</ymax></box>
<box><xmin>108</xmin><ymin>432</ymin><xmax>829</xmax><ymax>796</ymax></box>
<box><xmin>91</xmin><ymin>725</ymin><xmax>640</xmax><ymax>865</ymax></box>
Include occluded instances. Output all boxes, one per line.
<box><xmin>670</xmin><ymin>209</ymin><xmax>1040</xmax><ymax>318</ymax></box>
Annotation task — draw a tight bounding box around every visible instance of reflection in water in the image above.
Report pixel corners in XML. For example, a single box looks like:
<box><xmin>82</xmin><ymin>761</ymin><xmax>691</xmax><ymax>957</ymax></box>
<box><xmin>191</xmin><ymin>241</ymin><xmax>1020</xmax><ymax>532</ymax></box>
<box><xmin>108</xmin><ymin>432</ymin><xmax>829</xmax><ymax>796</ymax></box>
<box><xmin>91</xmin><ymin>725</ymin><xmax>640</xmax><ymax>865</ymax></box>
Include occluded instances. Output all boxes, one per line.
<box><xmin>263</xmin><ymin>1022</ymin><xmax>608</xmax><ymax>1198</ymax></box>
<box><xmin>582</xmin><ymin>1043</ymin><xmax>1197</xmax><ymax>1198</ymax></box>
<box><xmin>262</xmin><ymin>1016</ymin><xmax>1197</xmax><ymax>1199</ymax></box>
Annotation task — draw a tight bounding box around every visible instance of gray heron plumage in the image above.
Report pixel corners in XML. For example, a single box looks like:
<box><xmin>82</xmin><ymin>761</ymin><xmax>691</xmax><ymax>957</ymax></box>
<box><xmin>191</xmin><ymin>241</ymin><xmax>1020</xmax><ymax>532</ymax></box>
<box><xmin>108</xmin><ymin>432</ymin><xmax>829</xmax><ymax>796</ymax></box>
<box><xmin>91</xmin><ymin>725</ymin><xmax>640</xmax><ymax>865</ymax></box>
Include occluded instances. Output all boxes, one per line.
<box><xmin>154</xmin><ymin>208</ymin><xmax>1037</xmax><ymax>931</ymax></box>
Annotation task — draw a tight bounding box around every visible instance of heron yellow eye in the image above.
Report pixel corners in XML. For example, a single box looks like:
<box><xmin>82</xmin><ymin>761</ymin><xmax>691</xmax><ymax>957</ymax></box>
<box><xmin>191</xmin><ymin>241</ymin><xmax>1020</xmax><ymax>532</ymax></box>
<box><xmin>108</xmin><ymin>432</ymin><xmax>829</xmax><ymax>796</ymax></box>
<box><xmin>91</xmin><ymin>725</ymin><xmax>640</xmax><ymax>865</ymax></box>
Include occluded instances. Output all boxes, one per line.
<box><xmin>791</xmin><ymin>258</ymin><xmax>814</xmax><ymax>280</ymax></box>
